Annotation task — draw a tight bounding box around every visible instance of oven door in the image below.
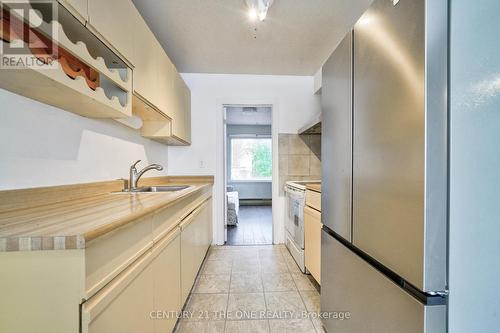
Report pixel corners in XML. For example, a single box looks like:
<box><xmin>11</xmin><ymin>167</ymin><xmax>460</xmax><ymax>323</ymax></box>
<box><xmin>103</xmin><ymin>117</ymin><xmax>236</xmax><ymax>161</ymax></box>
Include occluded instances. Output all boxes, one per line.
<box><xmin>285</xmin><ymin>186</ymin><xmax>305</xmax><ymax>249</ymax></box>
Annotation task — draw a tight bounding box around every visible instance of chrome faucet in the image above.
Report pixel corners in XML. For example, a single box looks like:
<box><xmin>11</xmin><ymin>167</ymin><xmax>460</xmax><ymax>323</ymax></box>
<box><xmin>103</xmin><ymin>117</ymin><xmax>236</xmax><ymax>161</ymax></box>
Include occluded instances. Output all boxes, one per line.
<box><xmin>128</xmin><ymin>160</ymin><xmax>164</xmax><ymax>191</ymax></box>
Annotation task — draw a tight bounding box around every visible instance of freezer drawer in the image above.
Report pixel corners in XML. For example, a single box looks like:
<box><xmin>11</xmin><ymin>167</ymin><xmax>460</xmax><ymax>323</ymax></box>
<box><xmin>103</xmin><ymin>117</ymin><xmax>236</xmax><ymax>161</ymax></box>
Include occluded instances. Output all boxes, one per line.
<box><xmin>321</xmin><ymin>230</ymin><xmax>445</xmax><ymax>333</ymax></box>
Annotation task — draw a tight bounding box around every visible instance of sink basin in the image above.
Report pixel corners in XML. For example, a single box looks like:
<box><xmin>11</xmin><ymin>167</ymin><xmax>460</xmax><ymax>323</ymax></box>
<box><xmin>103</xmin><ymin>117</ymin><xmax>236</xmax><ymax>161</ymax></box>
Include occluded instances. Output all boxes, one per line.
<box><xmin>124</xmin><ymin>185</ymin><xmax>190</xmax><ymax>193</ymax></box>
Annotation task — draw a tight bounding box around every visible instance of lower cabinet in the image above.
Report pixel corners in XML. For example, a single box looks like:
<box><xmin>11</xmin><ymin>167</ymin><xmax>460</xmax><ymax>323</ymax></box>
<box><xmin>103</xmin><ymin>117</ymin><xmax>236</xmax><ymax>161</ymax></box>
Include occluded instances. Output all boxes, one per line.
<box><xmin>304</xmin><ymin>205</ymin><xmax>322</xmax><ymax>284</ymax></box>
<box><xmin>81</xmin><ymin>242</ymin><xmax>156</xmax><ymax>333</ymax></box>
<box><xmin>152</xmin><ymin>230</ymin><xmax>181</xmax><ymax>333</ymax></box>
<box><xmin>82</xmin><ymin>228</ymin><xmax>181</xmax><ymax>333</ymax></box>
<box><xmin>1</xmin><ymin>188</ymin><xmax>213</xmax><ymax>333</ymax></box>
<box><xmin>180</xmin><ymin>199</ymin><xmax>212</xmax><ymax>303</ymax></box>
<box><xmin>82</xmin><ymin>198</ymin><xmax>212</xmax><ymax>333</ymax></box>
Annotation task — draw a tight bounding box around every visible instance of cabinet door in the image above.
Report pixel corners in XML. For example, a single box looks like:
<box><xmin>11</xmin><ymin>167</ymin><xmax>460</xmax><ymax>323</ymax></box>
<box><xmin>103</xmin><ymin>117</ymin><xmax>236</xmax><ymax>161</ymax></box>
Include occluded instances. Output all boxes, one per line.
<box><xmin>304</xmin><ymin>206</ymin><xmax>322</xmax><ymax>284</ymax></box>
<box><xmin>181</xmin><ymin>80</ymin><xmax>191</xmax><ymax>144</ymax></box>
<box><xmin>158</xmin><ymin>51</ymin><xmax>175</xmax><ymax>117</ymax></box>
<box><xmin>58</xmin><ymin>0</ymin><xmax>88</xmax><ymax>23</ymax></box>
<box><xmin>133</xmin><ymin>14</ymin><xmax>159</xmax><ymax>107</ymax></box>
<box><xmin>152</xmin><ymin>229</ymin><xmax>181</xmax><ymax>333</ymax></box>
<box><xmin>171</xmin><ymin>71</ymin><xmax>191</xmax><ymax>144</ymax></box>
<box><xmin>180</xmin><ymin>200</ymin><xmax>210</xmax><ymax>303</ymax></box>
<box><xmin>82</xmin><ymin>251</ymin><xmax>154</xmax><ymax>333</ymax></box>
<box><xmin>88</xmin><ymin>0</ymin><xmax>136</xmax><ymax>64</ymax></box>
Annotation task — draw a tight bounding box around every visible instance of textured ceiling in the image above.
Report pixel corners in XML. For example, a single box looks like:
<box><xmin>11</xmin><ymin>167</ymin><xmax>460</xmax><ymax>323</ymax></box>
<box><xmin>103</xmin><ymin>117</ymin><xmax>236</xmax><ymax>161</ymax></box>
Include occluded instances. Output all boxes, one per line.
<box><xmin>132</xmin><ymin>0</ymin><xmax>373</xmax><ymax>75</ymax></box>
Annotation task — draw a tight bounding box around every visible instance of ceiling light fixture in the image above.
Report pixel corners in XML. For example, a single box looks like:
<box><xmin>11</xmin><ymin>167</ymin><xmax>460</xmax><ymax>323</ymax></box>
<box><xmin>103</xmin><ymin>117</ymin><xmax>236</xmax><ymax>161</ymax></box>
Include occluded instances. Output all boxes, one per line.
<box><xmin>245</xmin><ymin>0</ymin><xmax>274</xmax><ymax>21</ymax></box>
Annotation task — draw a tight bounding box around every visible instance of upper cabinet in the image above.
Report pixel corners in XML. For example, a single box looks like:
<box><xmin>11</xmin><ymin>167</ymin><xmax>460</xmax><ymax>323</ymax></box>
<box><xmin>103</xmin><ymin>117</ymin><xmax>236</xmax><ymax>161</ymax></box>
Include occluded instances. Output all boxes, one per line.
<box><xmin>83</xmin><ymin>0</ymin><xmax>192</xmax><ymax>145</ymax></box>
<box><xmin>58</xmin><ymin>0</ymin><xmax>88</xmax><ymax>24</ymax></box>
<box><xmin>131</xmin><ymin>7</ymin><xmax>191</xmax><ymax>145</ymax></box>
<box><xmin>87</xmin><ymin>0</ymin><xmax>136</xmax><ymax>66</ymax></box>
<box><xmin>0</xmin><ymin>0</ymin><xmax>190</xmax><ymax>146</ymax></box>
<box><xmin>172</xmin><ymin>71</ymin><xmax>191</xmax><ymax>144</ymax></box>
<box><xmin>133</xmin><ymin>13</ymin><xmax>160</xmax><ymax>106</ymax></box>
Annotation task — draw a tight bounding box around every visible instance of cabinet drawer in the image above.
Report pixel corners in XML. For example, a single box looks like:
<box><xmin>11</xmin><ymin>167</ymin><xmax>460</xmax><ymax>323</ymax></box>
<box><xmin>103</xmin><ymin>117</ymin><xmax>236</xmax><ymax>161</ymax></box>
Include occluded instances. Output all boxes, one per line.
<box><xmin>85</xmin><ymin>213</ymin><xmax>154</xmax><ymax>297</ymax></box>
<box><xmin>82</xmin><ymin>228</ymin><xmax>181</xmax><ymax>333</ymax></box>
<box><xmin>152</xmin><ymin>188</ymin><xmax>211</xmax><ymax>242</ymax></box>
<box><xmin>304</xmin><ymin>205</ymin><xmax>322</xmax><ymax>284</ymax></box>
<box><xmin>306</xmin><ymin>189</ymin><xmax>321</xmax><ymax>211</ymax></box>
<box><xmin>82</xmin><ymin>244</ymin><xmax>155</xmax><ymax>333</ymax></box>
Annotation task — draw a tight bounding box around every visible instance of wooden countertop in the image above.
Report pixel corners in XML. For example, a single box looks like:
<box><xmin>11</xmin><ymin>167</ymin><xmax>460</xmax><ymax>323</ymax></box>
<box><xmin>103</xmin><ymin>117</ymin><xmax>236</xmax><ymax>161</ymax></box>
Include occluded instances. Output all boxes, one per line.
<box><xmin>306</xmin><ymin>183</ymin><xmax>321</xmax><ymax>192</ymax></box>
<box><xmin>0</xmin><ymin>176</ymin><xmax>213</xmax><ymax>252</ymax></box>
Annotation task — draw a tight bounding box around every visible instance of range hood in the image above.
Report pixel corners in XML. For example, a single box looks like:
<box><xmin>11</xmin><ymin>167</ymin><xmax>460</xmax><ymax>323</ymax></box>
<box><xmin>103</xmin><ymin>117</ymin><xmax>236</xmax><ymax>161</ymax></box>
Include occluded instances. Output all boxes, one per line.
<box><xmin>298</xmin><ymin>113</ymin><xmax>321</xmax><ymax>135</ymax></box>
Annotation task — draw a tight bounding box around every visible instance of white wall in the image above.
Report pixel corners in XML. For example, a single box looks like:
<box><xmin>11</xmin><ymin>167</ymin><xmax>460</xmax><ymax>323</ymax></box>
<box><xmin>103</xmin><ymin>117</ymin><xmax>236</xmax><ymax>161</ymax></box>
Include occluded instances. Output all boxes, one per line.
<box><xmin>168</xmin><ymin>74</ymin><xmax>321</xmax><ymax>244</ymax></box>
<box><xmin>0</xmin><ymin>89</ymin><xmax>168</xmax><ymax>190</ymax></box>
<box><xmin>449</xmin><ymin>1</ymin><xmax>500</xmax><ymax>331</ymax></box>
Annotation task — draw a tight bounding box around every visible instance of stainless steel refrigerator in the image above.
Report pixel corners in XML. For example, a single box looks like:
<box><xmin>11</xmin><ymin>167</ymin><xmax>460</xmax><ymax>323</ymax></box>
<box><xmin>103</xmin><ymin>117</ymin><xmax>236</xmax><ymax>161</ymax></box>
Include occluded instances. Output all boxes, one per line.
<box><xmin>320</xmin><ymin>0</ymin><xmax>448</xmax><ymax>332</ymax></box>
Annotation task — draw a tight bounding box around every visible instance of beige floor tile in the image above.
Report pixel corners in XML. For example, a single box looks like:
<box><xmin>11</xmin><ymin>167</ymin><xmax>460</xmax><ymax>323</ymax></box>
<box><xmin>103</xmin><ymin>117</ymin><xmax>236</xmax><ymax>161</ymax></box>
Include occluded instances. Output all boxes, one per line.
<box><xmin>258</xmin><ymin>248</ymin><xmax>284</xmax><ymax>259</ymax></box>
<box><xmin>227</xmin><ymin>293</ymin><xmax>267</xmax><ymax>321</ymax></box>
<box><xmin>184</xmin><ymin>294</ymin><xmax>228</xmax><ymax>321</ymax></box>
<box><xmin>300</xmin><ymin>290</ymin><xmax>320</xmax><ymax>313</ymax></box>
<box><xmin>225</xmin><ymin>320</ymin><xmax>270</xmax><ymax>333</ymax></box>
<box><xmin>262</xmin><ymin>273</ymin><xmax>296</xmax><ymax>292</ymax></box>
<box><xmin>232</xmin><ymin>258</ymin><xmax>261</xmax><ymax>274</ymax></box>
<box><xmin>194</xmin><ymin>274</ymin><xmax>231</xmax><ymax>294</ymax></box>
<box><xmin>282</xmin><ymin>254</ymin><xmax>303</xmax><ymax>274</ymax></box>
<box><xmin>175</xmin><ymin>320</ymin><xmax>225</xmax><ymax>333</ymax></box>
<box><xmin>265</xmin><ymin>292</ymin><xmax>307</xmax><ymax>319</ymax></box>
<box><xmin>233</xmin><ymin>247</ymin><xmax>261</xmax><ymax>257</ymax></box>
<box><xmin>311</xmin><ymin>317</ymin><xmax>326</xmax><ymax>333</ymax></box>
<box><xmin>202</xmin><ymin>260</ymin><xmax>232</xmax><ymax>275</ymax></box>
<box><xmin>268</xmin><ymin>319</ymin><xmax>316</xmax><ymax>333</ymax></box>
<box><xmin>291</xmin><ymin>273</ymin><xmax>316</xmax><ymax>291</ymax></box>
<box><xmin>260</xmin><ymin>258</ymin><xmax>288</xmax><ymax>274</ymax></box>
<box><xmin>207</xmin><ymin>249</ymin><xmax>234</xmax><ymax>261</ymax></box>
<box><xmin>230</xmin><ymin>272</ymin><xmax>264</xmax><ymax>293</ymax></box>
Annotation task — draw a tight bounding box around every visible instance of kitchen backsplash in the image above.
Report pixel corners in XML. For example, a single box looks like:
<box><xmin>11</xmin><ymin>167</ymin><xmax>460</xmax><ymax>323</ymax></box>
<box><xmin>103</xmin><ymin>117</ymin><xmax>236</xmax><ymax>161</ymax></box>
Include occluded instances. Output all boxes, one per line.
<box><xmin>278</xmin><ymin>133</ymin><xmax>321</xmax><ymax>195</ymax></box>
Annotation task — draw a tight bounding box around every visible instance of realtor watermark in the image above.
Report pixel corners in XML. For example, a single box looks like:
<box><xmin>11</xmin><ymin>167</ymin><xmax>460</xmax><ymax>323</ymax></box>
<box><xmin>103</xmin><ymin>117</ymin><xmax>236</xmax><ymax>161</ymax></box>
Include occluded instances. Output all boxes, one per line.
<box><xmin>0</xmin><ymin>0</ymin><xmax>58</xmax><ymax>69</ymax></box>
<box><xmin>149</xmin><ymin>310</ymin><xmax>352</xmax><ymax>321</ymax></box>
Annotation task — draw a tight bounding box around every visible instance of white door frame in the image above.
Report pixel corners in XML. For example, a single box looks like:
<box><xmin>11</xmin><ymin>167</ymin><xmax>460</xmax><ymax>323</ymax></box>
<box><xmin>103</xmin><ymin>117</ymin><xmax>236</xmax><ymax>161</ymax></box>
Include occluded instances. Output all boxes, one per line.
<box><xmin>214</xmin><ymin>98</ymin><xmax>283</xmax><ymax>245</ymax></box>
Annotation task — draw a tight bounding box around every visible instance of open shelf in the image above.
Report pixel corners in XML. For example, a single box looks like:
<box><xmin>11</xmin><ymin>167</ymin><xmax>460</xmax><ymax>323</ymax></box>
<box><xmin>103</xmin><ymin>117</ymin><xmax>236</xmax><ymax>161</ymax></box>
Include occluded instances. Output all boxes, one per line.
<box><xmin>0</xmin><ymin>41</ymin><xmax>131</xmax><ymax>118</ymax></box>
<box><xmin>0</xmin><ymin>2</ymin><xmax>132</xmax><ymax>119</ymax></box>
<box><xmin>132</xmin><ymin>94</ymin><xmax>173</xmax><ymax>144</ymax></box>
<box><xmin>35</xmin><ymin>20</ymin><xmax>132</xmax><ymax>92</ymax></box>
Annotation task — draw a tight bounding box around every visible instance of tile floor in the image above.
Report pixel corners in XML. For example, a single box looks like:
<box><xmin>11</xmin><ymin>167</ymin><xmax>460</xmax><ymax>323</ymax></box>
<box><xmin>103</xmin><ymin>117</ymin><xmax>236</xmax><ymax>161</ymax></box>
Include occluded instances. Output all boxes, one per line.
<box><xmin>175</xmin><ymin>245</ymin><xmax>324</xmax><ymax>333</ymax></box>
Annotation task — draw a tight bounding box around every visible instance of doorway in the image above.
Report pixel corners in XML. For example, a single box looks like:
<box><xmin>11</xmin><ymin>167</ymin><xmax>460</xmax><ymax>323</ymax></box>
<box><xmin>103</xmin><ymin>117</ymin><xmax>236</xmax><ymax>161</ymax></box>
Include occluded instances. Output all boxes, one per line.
<box><xmin>223</xmin><ymin>105</ymin><xmax>273</xmax><ymax>245</ymax></box>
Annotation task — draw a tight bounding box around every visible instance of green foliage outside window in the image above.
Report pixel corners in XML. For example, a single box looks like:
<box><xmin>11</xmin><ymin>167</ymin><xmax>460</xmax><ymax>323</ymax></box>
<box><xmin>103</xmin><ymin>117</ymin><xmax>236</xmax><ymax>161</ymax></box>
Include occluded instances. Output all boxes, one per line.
<box><xmin>252</xmin><ymin>143</ymin><xmax>272</xmax><ymax>177</ymax></box>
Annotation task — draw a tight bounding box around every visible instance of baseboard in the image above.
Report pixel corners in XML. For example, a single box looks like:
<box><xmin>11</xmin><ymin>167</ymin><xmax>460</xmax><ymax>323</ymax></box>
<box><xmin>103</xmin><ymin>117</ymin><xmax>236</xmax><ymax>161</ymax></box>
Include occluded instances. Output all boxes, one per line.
<box><xmin>239</xmin><ymin>199</ymin><xmax>272</xmax><ymax>206</ymax></box>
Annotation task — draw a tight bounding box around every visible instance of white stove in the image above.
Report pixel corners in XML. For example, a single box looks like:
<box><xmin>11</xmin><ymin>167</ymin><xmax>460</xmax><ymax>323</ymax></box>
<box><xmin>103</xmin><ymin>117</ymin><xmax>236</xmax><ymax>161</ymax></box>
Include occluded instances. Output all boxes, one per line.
<box><xmin>284</xmin><ymin>180</ymin><xmax>320</xmax><ymax>272</ymax></box>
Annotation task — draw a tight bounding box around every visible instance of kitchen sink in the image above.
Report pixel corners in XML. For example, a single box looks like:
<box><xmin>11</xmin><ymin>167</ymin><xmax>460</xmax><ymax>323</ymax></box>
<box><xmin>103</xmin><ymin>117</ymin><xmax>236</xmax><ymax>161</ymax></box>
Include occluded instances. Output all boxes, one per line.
<box><xmin>124</xmin><ymin>185</ymin><xmax>191</xmax><ymax>193</ymax></box>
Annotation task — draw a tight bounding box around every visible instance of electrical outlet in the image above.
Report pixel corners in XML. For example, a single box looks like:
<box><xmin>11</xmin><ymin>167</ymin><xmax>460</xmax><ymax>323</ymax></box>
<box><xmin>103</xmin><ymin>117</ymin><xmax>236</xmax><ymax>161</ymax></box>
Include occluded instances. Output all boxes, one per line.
<box><xmin>199</xmin><ymin>160</ymin><xmax>205</xmax><ymax>169</ymax></box>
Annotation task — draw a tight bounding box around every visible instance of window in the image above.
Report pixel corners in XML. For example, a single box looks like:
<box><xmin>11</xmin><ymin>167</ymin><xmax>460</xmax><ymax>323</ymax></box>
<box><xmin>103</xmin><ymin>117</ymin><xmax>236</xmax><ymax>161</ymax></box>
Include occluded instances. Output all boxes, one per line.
<box><xmin>230</xmin><ymin>137</ymin><xmax>272</xmax><ymax>181</ymax></box>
